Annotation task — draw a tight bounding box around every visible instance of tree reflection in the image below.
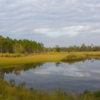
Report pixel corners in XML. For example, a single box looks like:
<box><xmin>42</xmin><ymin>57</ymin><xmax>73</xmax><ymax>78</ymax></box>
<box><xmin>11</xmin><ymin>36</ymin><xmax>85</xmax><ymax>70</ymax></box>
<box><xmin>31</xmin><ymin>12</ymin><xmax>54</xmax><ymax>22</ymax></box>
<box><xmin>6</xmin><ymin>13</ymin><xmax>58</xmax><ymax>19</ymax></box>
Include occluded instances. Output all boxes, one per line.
<box><xmin>62</xmin><ymin>58</ymin><xmax>100</xmax><ymax>65</ymax></box>
<box><xmin>0</xmin><ymin>63</ymin><xmax>44</xmax><ymax>76</ymax></box>
<box><xmin>0</xmin><ymin>70</ymin><xmax>4</xmax><ymax>79</ymax></box>
<box><xmin>55</xmin><ymin>62</ymin><xmax>61</xmax><ymax>67</ymax></box>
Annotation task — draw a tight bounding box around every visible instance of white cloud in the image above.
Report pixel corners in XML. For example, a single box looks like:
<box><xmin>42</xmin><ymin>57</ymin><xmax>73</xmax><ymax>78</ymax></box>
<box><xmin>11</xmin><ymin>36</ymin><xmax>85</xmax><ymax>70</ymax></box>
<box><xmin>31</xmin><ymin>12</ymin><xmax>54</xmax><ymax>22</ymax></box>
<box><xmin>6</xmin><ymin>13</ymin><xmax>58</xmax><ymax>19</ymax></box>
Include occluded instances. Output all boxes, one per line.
<box><xmin>0</xmin><ymin>0</ymin><xmax>100</xmax><ymax>46</ymax></box>
<box><xmin>33</xmin><ymin>26</ymin><xmax>90</xmax><ymax>37</ymax></box>
<box><xmin>92</xmin><ymin>70</ymin><xmax>100</xmax><ymax>73</ymax></box>
<box><xmin>11</xmin><ymin>27</ymin><xmax>30</xmax><ymax>33</ymax></box>
<box><xmin>34</xmin><ymin>70</ymin><xmax>50</xmax><ymax>75</ymax></box>
<box><xmin>63</xmin><ymin>72</ymin><xmax>90</xmax><ymax>77</ymax></box>
<box><xmin>92</xmin><ymin>29</ymin><xmax>100</xmax><ymax>33</ymax></box>
<box><xmin>85</xmin><ymin>3</ymin><xmax>100</xmax><ymax>8</ymax></box>
<box><xmin>34</xmin><ymin>28</ymin><xmax>50</xmax><ymax>33</ymax></box>
<box><xmin>62</xmin><ymin>26</ymin><xmax>89</xmax><ymax>31</ymax></box>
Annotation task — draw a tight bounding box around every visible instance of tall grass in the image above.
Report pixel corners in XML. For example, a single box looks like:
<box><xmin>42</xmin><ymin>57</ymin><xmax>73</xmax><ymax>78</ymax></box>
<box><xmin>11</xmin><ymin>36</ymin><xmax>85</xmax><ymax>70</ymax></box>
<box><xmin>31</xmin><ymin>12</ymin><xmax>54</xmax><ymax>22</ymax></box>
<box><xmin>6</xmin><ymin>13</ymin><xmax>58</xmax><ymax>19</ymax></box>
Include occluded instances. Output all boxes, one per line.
<box><xmin>84</xmin><ymin>52</ymin><xmax>100</xmax><ymax>56</ymax></box>
<box><xmin>0</xmin><ymin>53</ymin><xmax>67</xmax><ymax>67</ymax></box>
<box><xmin>0</xmin><ymin>79</ymin><xmax>100</xmax><ymax>100</ymax></box>
<box><xmin>0</xmin><ymin>52</ymin><xmax>100</xmax><ymax>67</ymax></box>
<box><xmin>62</xmin><ymin>52</ymin><xmax>100</xmax><ymax>61</ymax></box>
<box><xmin>0</xmin><ymin>53</ymin><xmax>23</xmax><ymax>57</ymax></box>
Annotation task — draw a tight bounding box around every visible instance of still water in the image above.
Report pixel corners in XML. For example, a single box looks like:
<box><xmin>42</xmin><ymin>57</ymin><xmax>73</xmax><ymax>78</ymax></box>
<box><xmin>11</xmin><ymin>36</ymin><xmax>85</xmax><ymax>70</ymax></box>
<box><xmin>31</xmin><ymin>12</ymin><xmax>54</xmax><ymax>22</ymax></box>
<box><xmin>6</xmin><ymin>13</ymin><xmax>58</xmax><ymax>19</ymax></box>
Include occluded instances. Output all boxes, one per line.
<box><xmin>0</xmin><ymin>59</ymin><xmax>100</xmax><ymax>93</ymax></box>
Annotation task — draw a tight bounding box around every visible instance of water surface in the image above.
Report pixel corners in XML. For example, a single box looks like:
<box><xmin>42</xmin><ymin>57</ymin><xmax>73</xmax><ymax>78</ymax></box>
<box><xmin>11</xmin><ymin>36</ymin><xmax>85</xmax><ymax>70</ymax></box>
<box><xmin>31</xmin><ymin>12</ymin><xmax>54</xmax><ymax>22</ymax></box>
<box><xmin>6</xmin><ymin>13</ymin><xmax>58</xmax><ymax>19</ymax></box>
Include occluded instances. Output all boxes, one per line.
<box><xmin>0</xmin><ymin>59</ymin><xmax>100</xmax><ymax>93</ymax></box>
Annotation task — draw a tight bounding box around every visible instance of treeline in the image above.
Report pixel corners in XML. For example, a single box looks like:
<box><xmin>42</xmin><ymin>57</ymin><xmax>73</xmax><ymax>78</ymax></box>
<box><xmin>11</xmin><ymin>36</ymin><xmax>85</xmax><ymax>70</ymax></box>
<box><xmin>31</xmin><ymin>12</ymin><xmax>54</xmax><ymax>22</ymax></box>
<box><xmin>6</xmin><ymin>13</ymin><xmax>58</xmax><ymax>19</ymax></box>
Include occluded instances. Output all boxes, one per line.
<box><xmin>0</xmin><ymin>35</ymin><xmax>100</xmax><ymax>54</ymax></box>
<box><xmin>0</xmin><ymin>35</ymin><xmax>44</xmax><ymax>54</ymax></box>
<box><xmin>45</xmin><ymin>44</ymin><xmax>100</xmax><ymax>52</ymax></box>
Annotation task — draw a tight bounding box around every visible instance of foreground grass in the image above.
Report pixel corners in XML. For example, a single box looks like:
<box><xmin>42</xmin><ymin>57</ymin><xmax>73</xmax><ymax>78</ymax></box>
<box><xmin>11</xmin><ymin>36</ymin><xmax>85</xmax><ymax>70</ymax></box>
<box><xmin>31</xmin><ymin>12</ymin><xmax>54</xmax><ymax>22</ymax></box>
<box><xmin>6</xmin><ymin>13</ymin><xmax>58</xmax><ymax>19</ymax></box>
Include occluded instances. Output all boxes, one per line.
<box><xmin>0</xmin><ymin>79</ymin><xmax>100</xmax><ymax>100</ymax></box>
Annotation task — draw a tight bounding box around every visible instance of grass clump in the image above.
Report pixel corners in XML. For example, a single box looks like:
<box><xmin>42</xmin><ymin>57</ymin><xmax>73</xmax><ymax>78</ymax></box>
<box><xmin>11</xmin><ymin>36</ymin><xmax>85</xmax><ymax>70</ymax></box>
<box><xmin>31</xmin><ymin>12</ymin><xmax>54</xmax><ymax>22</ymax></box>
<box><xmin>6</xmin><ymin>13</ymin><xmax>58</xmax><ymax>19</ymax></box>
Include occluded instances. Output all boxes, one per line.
<box><xmin>62</xmin><ymin>52</ymin><xmax>100</xmax><ymax>62</ymax></box>
<box><xmin>62</xmin><ymin>53</ymin><xmax>86</xmax><ymax>61</ymax></box>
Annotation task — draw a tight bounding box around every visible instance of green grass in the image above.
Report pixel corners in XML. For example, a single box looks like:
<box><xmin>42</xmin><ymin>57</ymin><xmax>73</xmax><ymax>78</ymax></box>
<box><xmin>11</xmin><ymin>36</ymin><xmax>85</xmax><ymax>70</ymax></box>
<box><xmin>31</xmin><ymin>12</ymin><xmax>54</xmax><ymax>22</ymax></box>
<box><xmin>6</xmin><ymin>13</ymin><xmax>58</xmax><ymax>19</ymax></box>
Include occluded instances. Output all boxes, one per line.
<box><xmin>0</xmin><ymin>52</ymin><xmax>100</xmax><ymax>99</ymax></box>
<box><xmin>0</xmin><ymin>52</ymin><xmax>100</xmax><ymax>67</ymax></box>
<box><xmin>0</xmin><ymin>79</ymin><xmax>100</xmax><ymax>100</ymax></box>
<box><xmin>0</xmin><ymin>52</ymin><xmax>67</xmax><ymax>67</ymax></box>
<box><xmin>62</xmin><ymin>52</ymin><xmax>100</xmax><ymax>62</ymax></box>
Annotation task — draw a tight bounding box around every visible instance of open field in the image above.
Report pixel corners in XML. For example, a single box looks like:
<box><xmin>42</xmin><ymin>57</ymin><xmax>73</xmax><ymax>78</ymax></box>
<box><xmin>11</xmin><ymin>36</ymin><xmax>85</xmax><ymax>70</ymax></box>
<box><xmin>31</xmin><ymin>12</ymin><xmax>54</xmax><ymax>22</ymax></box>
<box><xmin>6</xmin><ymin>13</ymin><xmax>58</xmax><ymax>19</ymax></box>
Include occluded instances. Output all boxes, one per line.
<box><xmin>0</xmin><ymin>52</ymin><xmax>100</xmax><ymax>67</ymax></box>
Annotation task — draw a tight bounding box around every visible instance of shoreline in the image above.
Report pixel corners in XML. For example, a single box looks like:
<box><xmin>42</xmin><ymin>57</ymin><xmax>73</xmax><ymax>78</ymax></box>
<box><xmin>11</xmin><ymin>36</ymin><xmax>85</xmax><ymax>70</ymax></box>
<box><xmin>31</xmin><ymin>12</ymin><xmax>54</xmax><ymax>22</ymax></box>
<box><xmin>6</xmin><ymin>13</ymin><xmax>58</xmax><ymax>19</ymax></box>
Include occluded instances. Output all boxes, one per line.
<box><xmin>0</xmin><ymin>52</ymin><xmax>100</xmax><ymax>67</ymax></box>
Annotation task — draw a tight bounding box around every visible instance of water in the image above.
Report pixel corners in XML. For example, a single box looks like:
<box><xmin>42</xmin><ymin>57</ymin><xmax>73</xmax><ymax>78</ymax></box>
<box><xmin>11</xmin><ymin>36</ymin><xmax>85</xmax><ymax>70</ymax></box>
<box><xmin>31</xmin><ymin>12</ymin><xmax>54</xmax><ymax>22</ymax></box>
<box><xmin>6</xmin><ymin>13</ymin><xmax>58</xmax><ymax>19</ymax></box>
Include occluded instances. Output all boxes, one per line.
<box><xmin>0</xmin><ymin>59</ymin><xmax>100</xmax><ymax>93</ymax></box>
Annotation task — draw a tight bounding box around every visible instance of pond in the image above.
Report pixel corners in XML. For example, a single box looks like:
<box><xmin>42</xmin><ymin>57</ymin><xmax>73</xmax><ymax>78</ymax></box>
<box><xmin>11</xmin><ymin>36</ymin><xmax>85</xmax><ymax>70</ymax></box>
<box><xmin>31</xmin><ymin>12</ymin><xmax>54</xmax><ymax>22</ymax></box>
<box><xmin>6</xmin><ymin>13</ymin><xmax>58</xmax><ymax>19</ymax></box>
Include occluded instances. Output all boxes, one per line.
<box><xmin>0</xmin><ymin>59</ymin><xmax>100</xmax><ymax>93</ymax></box>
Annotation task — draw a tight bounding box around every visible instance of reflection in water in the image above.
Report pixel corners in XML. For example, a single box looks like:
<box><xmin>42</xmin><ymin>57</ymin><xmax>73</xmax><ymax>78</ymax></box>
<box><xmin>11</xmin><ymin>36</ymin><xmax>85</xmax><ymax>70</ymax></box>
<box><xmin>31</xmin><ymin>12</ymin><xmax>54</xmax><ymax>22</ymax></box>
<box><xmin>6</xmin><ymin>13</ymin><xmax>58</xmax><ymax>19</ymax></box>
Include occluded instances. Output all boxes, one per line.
<box><xmin>55</xmin><ymin>62</ymin><xmax>61</xmax><ymax>67</ymax></box>
<box><xmin>0</xmin><ymin>70</ymin><xmax>4</xmax><ymax>79</ymax></box>
<box><xmin>0</xmin><ymin>63</ymin><xmax>44</xmax><ymax>75</ymax></box>
<box><xmin>1</xmin><ymin>59</ymin><xmax>100</xmax><ymax>93</ymax></box>
<box><xmin>63</xmin><ymin>57</ymin><xmax>100</xmax><ymax>64</ymax></box>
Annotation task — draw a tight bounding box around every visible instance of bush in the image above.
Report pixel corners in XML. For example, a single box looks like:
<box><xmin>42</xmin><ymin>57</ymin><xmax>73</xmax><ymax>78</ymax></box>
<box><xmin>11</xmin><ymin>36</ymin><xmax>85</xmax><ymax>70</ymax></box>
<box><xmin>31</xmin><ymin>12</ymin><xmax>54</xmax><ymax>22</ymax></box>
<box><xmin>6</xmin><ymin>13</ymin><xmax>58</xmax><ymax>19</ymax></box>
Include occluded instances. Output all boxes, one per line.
<box><xmin>62</xmin><ymin>53</ymin><xmax>86</xmax><ymax>61</ymax></box>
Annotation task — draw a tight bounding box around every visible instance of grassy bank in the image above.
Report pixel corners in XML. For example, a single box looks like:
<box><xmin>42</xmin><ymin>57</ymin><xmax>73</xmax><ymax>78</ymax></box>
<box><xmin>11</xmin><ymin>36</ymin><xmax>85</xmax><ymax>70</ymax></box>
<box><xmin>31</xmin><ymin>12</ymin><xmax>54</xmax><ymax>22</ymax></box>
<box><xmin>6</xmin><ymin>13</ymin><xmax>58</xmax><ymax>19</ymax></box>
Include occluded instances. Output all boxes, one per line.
<box><xmin>62</xmin><ymin>52</ymin><xmax>100</xmax><ymax>61</ymax></box>
<box><xmin>0</xmin><ymin>79</ymin><xmax>100</xmax><ymax>100</ymax></box>
<box><xmin>0</xmin><ymin>52</ymin><xmax>67</xmax><ymax>67</ymax></box>
<box><xmin>0</xmin><ymin>52</ymin><xmax>100</xmax><ymax>67</ymax></box>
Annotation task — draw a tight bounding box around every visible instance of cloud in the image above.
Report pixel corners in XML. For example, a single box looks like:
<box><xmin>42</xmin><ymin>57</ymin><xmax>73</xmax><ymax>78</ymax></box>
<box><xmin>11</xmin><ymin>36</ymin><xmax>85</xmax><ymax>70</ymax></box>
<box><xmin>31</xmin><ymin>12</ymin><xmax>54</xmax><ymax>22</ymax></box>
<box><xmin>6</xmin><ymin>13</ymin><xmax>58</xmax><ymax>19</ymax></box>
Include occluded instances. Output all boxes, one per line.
<box><xmin>0</xmin><ymin>0</ymin><xmax>100</xmax><ymax>46</ymax></box>
<box><xmin>11</xmin><ymin>27</ymin><xmax>30</xmax><ymax>33</ymax></box>
<box><xmin>34</xmin><ymin>70</ymin><xmax>50</xmax><ymax>75</ymax></box>
<box><xmin>85</xmin><ymin>3</ymin><xmax>100</xmax><ymax>8</ymax></box>
<box><xmin>33</xmin><ymin>26</ymin><xmax>89</xmax><ymax>37</ymax></box>
<box><xmin>34</xmin><ymin>28</ymin><xmax>50</xmax><ymax>33</ymax></box>
<box><xmin>92</xmin><ymin>29</ymin><xmax>100</xmax><ymax>33</ymax></box>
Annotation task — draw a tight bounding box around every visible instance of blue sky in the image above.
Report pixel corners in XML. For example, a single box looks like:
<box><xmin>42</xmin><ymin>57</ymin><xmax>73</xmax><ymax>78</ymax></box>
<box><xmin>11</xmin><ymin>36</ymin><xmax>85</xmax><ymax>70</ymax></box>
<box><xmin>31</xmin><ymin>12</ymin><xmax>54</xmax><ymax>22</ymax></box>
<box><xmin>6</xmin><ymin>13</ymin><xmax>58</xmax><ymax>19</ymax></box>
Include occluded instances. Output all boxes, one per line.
<box><xmin>0</xmin><ymin>0</ymin><xmax>100</xmax><ymax>47</ymax></box>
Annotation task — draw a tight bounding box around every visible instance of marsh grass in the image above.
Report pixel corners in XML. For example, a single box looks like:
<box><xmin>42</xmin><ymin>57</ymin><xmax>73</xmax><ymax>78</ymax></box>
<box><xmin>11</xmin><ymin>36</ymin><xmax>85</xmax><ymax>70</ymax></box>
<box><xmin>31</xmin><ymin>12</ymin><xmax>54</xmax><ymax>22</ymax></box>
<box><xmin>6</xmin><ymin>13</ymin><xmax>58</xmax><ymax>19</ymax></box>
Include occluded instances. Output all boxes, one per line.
<box><xmin>84</xmin><ymin>52</ymin><xmax>100</xmax><ymax>56</ymax></box>
<box><xmin>0</xmin><ymin>53</ymin><xmax>67</xmax><ymax>67</ymax></box>
<box><xmin>0</xmin><ymin>52</ymin><xmax>100</xmax><ymax>99</ymax></box>
<box><xmin>63</xmin><ymin>54</ymin><xmax>86</xmax><ymax>61</ymax></box>
<box><xmin>0</xmin><ymin>79</ymin><xmax>100</xmax><ymax>100</ymax></box>
<box><xmin>0</xmin><ymin>52</ymin><xmax>100</xmax><ymax>67</ymax></box>
<box><xmin>0</xmin><ymin>53</ymin><xmax>23</xmax><ymax>57</ymax></box>
<box><xmin>62</xmin><ymin>52</ymin><xmax>100</xmax><ymax>61</ymax></box>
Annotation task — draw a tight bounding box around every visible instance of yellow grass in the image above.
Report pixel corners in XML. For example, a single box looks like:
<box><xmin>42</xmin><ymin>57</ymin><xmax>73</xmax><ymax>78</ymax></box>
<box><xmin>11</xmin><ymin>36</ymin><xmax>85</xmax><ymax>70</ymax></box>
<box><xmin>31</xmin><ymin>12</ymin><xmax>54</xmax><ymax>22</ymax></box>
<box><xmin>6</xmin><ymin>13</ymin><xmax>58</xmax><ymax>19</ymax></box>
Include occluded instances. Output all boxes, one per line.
<box><xmin>0</xmin><ymin>52</ymin><xmax>67</xmax><ymax>67</ymax></box>
<box><xmin>0</xmin><ymin>52</ymin><xmax>100</xmax><ymax>67</ymax></box>
<box><xmin>62</xmin><ymin>52</ymin><xmax>100</xmax><ymax>61</ymax></box>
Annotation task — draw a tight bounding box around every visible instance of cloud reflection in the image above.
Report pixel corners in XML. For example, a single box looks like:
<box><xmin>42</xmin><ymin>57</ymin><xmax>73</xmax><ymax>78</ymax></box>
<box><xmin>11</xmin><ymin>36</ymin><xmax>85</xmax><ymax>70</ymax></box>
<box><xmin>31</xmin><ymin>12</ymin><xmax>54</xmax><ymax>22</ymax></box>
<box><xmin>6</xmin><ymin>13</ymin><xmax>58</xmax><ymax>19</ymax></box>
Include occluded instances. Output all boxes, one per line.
<box><xmin>3</xmin><ymin>59</ymin><xmax>100</xmax><ymax>93</ymax></box>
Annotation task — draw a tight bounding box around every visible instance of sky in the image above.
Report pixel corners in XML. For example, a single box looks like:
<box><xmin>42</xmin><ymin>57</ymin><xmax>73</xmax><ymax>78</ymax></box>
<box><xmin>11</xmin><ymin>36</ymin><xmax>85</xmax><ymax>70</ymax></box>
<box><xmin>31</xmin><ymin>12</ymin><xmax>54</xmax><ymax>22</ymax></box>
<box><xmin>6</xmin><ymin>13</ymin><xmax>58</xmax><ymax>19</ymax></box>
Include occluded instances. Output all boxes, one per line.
<box><xmin>0</xmin><ymin>0</ymin><xmax>100</xmax><ymax>47</ymax></box>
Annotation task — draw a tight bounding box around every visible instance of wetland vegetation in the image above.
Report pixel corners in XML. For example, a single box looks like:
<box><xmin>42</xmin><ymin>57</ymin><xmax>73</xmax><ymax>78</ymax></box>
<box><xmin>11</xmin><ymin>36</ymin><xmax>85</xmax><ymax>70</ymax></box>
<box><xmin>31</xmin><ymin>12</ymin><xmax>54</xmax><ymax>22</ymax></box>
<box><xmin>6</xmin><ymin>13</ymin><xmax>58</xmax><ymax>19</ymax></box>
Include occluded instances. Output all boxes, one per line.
<box><xmin>1</xmin><ymin>78</ymin><xmax>100</xmax><ymax>100</ymax></box>
<box><xmin>0</xmin><ymin>35</ymin><xmax>100</xmax><ymax>100</ymax></box>
<box><xmin>62</xmin><ymin>52</ymin><xmax>100</xmax><ymax>61</ymax></box>
<box><xmin>1</xmin><ymin>61</ymin><xmax>100</xmax><ymax>100</ymax></box>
